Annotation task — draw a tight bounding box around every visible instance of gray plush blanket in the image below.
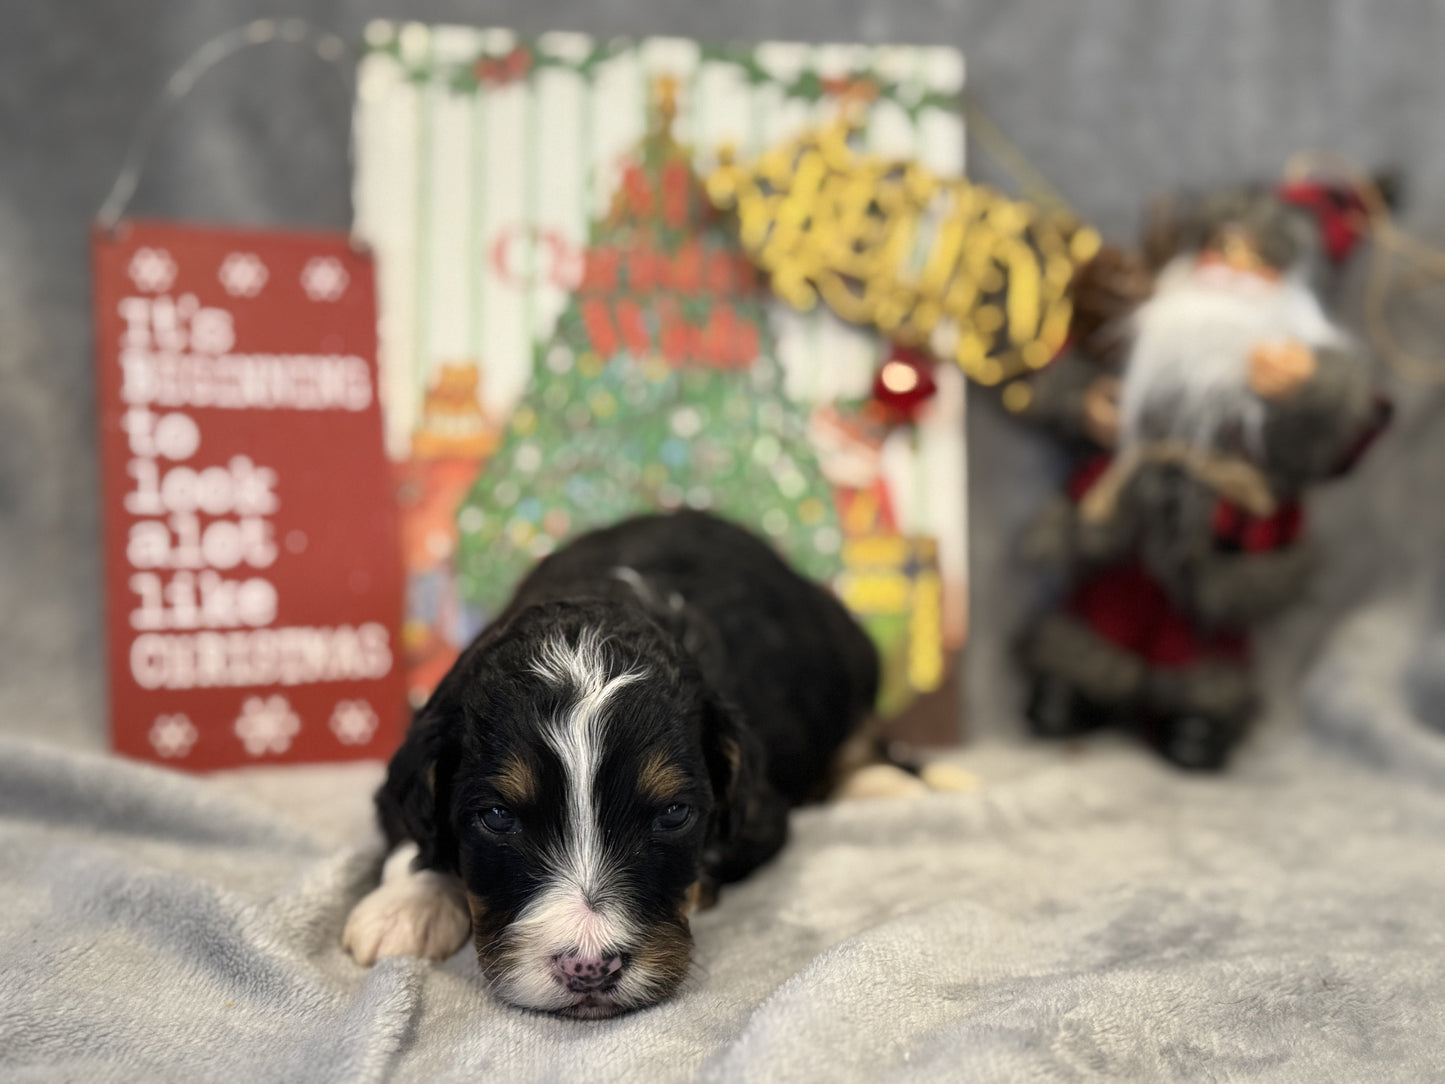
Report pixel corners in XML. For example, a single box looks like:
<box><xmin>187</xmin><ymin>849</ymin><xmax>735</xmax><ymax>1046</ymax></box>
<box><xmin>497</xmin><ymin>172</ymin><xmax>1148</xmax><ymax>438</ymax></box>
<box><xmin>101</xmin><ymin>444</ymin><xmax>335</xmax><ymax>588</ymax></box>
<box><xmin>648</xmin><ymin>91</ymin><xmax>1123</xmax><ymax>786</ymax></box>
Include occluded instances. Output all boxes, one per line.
<box><xmin>5</xmin><ymin>664</ymin><xmax>1444</xmax><ymax>1082</ymax></box>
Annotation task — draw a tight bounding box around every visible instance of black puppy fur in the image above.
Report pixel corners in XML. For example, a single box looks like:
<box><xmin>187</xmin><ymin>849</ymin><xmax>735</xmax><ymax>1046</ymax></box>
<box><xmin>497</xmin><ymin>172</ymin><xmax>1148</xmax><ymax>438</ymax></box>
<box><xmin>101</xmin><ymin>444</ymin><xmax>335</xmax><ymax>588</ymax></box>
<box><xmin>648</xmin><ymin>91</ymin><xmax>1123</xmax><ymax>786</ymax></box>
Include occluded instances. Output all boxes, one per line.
<box><xmin>366</xmin><ymin>510</ymin><xmax>878</xmax><ymax>1017</ymax></box>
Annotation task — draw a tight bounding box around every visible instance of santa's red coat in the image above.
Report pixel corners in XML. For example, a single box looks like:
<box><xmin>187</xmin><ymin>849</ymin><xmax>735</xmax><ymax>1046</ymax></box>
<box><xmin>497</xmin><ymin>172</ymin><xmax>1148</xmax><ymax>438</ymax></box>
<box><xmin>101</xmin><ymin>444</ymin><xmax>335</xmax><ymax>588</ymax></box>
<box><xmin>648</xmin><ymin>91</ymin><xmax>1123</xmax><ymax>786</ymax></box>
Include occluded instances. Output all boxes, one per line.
<box><xmin>1062</xmin><ymin>455</ymin><xmax>1304</xmax><ymax>667</ymax></box>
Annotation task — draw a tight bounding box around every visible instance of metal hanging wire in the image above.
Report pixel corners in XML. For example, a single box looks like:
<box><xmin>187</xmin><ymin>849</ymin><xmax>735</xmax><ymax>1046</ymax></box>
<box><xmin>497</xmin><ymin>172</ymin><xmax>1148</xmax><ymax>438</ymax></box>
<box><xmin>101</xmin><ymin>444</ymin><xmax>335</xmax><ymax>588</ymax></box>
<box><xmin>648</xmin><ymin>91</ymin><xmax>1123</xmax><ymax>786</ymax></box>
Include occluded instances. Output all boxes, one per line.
<box><xmin>96</xmin><ymin>18</ymin><xmax>354</xmax><ymax>232</ymax></box>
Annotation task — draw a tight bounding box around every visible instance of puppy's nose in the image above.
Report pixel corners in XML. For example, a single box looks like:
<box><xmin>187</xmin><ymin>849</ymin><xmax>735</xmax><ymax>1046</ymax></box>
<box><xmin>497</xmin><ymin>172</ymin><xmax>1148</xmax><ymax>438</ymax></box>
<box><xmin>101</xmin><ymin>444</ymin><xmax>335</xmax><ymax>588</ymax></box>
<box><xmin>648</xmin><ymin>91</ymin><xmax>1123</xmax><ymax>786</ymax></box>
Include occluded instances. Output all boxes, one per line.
<box><xmin>552</xmin><ymin>952</ymin><xmax>624</xmax><ymax>993</ymax></box>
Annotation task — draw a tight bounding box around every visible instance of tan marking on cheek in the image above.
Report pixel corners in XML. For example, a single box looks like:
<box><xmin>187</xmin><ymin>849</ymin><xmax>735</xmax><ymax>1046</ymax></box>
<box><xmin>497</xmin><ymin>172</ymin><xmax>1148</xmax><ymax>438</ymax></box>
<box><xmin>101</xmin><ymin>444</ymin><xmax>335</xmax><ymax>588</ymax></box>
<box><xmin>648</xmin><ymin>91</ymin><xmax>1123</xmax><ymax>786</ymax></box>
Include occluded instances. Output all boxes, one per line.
<box><xmin>681</xmin><ymin>878</ymin><xmax>718</xmax><ymax>919</ymax></box>
<box><xmin>681</xmin><ymin>880</ymin><xmax>706</xmax><ymax>919</ymax></box>
<box><xmin>628</xmin><ymin>918</ymin><xmax>693</xmax><ymax>1005</ymax></box>
<box><xmin>465</xmin><ymin>893</ymin><xmax>490</xmax><ymax>944</ymax></box>
<box><xmin>681</xmin><ymin>881</ymin><xmax>701</xmax><ymax>919</ymax></box>
<box><xmin>492</xmin><ymin>754</ymin><xmax>537</xmax><ymax>805</ymax></box>
<box><xmin>467</xmin><ymin>892</ymin><xmax>510</xmax><ymax>981</ymax></box>
<box><xmin>638</xmin><ymin>750</ymin><xmax>687</xmax><ymax>803</ymax></box>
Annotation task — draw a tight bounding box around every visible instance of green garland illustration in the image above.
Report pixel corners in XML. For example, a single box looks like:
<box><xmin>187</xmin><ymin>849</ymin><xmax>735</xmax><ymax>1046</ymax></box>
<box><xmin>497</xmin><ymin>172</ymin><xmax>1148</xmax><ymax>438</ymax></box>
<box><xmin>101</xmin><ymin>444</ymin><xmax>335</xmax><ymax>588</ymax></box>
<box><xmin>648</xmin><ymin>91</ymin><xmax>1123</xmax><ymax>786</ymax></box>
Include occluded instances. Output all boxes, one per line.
<box><xmin>362</xmin><ymin>32</ymin><xmax>959</xmax><ymax>121</ymax></box>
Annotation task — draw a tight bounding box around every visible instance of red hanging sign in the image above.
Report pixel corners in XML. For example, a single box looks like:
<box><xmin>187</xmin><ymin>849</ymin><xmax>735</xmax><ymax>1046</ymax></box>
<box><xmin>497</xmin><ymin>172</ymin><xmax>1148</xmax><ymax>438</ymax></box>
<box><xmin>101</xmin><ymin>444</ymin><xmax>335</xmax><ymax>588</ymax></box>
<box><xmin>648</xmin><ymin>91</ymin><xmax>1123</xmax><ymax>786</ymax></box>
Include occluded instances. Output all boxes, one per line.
<box><xmin>92</xmin><ymin>219</ymin><xmax>407</xmax><ymax>770</ymax></box>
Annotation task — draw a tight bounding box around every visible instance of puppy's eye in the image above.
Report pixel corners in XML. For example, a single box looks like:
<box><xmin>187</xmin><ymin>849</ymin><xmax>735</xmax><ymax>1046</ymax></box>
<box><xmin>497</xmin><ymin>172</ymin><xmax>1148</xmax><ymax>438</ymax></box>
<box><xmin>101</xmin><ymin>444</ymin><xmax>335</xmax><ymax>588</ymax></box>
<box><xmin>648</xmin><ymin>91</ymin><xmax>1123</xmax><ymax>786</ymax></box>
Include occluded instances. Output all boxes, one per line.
<box><xmin>652</xmin><ymin>802</ymin><xmax>693</xmax><ymax>833</ymax></box>
<box><xmin>478</xmin><ymin>806</ymin><xmax>520</xmax><ymax>835</ymax></box>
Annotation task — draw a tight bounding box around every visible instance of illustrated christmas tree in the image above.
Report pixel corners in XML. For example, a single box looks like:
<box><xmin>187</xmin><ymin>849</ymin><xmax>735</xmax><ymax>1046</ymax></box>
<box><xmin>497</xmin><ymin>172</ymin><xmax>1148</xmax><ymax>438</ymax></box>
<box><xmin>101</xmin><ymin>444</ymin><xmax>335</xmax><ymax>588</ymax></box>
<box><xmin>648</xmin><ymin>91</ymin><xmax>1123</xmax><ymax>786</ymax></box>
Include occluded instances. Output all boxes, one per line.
<box><xmin>454</xmin><ymin>82</ymin><xmax>844</xmax><ymax>617</ymax></box>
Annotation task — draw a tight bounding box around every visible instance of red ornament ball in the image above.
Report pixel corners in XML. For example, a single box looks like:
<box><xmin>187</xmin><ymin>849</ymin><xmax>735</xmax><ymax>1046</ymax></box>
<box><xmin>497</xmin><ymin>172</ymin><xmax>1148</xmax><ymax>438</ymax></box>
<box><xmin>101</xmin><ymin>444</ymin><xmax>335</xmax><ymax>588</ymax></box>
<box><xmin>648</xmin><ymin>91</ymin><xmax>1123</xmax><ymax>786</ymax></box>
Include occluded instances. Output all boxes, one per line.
<box><xmin>871</xmin><ymin>346</ymin><xmax>938</xmax><ymax>424</ymax></box>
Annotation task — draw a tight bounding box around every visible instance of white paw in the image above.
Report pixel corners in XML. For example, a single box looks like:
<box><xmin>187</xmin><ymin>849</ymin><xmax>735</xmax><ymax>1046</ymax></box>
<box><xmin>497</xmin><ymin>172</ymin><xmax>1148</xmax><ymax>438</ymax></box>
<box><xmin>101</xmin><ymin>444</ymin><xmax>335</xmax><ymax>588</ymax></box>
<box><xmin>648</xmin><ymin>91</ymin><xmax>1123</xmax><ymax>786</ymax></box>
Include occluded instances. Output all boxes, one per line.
<box><xmin>833</xmin><ymin>762</ymin><xmax>930</xmax><ymax>801</ymax></box>
<box><xmin>918</xmin><ymin>761</ymin><xmax>979</xmax><ymax>793</ymax></box>
<box><xmin>342</xmin><ymin>868</ymin><xmax>472</xmax><ymax>966</ymax></box>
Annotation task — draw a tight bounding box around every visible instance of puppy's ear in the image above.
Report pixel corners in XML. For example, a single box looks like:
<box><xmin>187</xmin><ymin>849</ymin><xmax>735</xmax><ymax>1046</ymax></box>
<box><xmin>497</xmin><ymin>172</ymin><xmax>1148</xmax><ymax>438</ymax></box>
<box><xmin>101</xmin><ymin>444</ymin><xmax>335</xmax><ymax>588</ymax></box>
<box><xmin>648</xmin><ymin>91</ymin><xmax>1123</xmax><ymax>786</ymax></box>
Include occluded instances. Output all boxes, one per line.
<box><xmin>701</xmin><ymin>692</ymin><xmax>786</xmax><ymax>884</ymax></box>
<box><xmin>376</xmin><ymin>706</ymin><xmax>458</xmax><ymax>874</ymax></box>
<box><xmin>701</xmin><ymin>691</ymin><xmax>751</xmax><ymax>844</ymax></box>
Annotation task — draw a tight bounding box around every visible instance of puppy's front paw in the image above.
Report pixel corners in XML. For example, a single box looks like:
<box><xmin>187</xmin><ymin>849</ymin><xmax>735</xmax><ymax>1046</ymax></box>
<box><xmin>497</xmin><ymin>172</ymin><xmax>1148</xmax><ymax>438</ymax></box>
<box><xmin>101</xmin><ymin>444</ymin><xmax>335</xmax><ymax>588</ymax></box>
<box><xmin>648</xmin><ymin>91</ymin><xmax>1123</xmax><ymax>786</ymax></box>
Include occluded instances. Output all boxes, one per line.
<box><xmin>343</xmin><ymin>869</ymin><xmax>471</xmax><ymax>966</ymax></box>
<box><xmin>833</xmin><ymin>762</ymin><xmax>930</xmax><ymax>801</ymax></box>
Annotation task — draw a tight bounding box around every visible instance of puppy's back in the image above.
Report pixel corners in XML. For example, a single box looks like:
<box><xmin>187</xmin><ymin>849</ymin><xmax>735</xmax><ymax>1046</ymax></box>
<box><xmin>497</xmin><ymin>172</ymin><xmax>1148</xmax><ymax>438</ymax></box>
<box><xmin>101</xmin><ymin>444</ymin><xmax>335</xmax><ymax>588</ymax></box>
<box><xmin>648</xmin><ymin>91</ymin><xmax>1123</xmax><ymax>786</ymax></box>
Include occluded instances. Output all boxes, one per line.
<box><xmin>513</xmin><ymin>511</ymin><xmax>879</xmax><ymax>804</ymax></box>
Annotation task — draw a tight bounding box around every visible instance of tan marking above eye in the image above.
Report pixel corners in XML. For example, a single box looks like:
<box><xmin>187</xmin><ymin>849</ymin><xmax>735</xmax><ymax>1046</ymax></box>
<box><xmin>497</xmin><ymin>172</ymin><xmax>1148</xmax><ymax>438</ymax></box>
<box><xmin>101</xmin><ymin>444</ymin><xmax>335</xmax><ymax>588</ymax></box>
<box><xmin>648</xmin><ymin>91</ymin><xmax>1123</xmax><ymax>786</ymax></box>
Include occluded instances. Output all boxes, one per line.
<box><xmin>492</xmin><ymin>753</ymin><xmax>537</xmax><ymax>805</ymax></box>
<box><xmin>638</xmin><ymin>750</ymin><xmax>687</xmax><ymax>803</ymax></box>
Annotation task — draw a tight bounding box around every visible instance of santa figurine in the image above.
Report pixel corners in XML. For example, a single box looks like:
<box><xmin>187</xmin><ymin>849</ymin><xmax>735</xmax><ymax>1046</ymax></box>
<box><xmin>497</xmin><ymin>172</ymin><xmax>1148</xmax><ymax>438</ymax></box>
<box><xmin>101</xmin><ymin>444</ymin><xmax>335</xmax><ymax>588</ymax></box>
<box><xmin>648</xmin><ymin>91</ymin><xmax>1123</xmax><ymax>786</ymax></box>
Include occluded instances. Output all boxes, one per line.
<box><xmin>1017</xmin><ymin>185</ymin><xmax>1390</xmax><ymax>770</ymax></box>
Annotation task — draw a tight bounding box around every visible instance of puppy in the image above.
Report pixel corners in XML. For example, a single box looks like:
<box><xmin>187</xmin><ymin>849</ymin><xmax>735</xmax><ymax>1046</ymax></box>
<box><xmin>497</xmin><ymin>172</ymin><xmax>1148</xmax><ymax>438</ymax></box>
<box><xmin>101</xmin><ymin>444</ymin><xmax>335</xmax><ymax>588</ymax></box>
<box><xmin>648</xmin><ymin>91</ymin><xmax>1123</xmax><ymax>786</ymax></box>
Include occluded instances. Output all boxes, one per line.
<box><xmin>343</xmin><ymin>510</ymin><xmax>879</xmax><ymax>1017</ymax></box>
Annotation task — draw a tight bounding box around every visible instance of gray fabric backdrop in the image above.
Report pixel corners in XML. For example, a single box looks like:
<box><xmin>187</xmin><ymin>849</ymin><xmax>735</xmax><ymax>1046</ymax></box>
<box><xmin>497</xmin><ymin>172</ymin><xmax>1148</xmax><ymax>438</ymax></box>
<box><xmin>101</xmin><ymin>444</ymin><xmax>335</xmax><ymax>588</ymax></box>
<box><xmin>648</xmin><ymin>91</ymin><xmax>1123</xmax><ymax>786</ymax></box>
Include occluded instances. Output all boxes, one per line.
<box><xmin>4</xmin><ymin>0</ymin><xmax>1444</xmax><ymax>747</ymax></box>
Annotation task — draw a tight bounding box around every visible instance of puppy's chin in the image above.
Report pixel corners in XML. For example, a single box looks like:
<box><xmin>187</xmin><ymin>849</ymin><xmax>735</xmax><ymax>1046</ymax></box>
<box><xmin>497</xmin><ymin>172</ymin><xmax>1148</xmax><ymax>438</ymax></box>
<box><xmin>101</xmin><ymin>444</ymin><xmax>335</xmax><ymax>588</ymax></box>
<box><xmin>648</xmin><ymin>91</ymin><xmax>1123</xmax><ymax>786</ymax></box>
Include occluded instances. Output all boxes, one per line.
<box><xmin>470</xmin><ymin>894</ymin><xmax>693</xmax><ymax>1018</ymax></box>
<box><xmin>556</xmin><ymin>995</ymin><xmax>627</xmax><ymax>1020</ymax></box>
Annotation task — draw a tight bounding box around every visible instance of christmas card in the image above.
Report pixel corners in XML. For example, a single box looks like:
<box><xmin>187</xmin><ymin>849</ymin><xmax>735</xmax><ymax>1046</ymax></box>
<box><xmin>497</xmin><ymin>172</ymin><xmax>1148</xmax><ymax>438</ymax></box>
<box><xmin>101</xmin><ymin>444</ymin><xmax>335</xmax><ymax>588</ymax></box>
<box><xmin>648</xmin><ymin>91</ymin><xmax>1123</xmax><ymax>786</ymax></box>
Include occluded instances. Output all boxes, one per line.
<box><xmin>354</xmin><ymin>26</ymin><xmax>969</xmax><ymax>742</ymax></box>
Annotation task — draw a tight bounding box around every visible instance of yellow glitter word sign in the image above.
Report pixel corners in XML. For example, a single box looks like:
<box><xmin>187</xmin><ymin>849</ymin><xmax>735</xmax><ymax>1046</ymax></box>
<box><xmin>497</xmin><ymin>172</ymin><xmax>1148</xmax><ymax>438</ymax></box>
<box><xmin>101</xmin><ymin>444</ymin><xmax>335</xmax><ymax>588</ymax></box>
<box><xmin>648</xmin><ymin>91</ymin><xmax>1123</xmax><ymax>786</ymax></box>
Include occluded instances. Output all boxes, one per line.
<box><xmin>707</xmin><ymin>122</ymin><xmax>1101</xmax><ymax>387</ymax></box>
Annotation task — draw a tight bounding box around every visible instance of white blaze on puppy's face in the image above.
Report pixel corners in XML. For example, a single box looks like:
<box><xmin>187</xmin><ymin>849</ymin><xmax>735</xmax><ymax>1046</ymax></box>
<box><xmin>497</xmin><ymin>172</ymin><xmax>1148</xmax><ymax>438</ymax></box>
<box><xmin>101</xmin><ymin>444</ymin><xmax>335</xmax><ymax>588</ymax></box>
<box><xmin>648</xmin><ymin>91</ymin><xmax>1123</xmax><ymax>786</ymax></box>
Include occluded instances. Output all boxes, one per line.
<box><xmin>495</xmin><ymin>628</ymin><xmax>644</xmax><ymax>1010</ymax></box>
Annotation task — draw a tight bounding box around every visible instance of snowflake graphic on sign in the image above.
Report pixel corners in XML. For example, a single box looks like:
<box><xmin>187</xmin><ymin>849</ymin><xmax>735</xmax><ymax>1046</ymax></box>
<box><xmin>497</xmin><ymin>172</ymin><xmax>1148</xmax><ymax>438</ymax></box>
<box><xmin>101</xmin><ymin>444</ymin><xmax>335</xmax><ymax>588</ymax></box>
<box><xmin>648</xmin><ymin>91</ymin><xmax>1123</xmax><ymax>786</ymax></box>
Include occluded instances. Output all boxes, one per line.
<box><xmin>127</xmin><ymin>247</ymin><xmax>176</xmax><ymax>293</ymax></box>
<box><xmin>218</xmin><ymin>252</ymin><xmax>269</xmax><ymax>298</ymax></box>
<box><xmin>148</xmin><ymin>713</ymin><xmax>198</xmax><ymax>758</ymax></box>
<box><xmin>301</xmin><ymin>257</ymin><xmax>349</xmax><ymax>302</ymax></box>
<box><xmin>329</xmin><ymin>699</ymin><xmax>379</xmax><ymax>745</ymax></box>
<box><xmin>234</xmin><ymin>694</ymin><xmax>302</xmax><ymax>757</ymax></box>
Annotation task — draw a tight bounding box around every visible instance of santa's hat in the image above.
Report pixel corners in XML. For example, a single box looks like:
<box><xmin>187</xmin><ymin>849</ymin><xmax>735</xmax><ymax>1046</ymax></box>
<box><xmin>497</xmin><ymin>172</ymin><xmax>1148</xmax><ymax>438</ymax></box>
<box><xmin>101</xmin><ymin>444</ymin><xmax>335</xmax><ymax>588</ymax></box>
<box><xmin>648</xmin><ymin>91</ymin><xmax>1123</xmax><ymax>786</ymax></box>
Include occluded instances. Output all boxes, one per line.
<box><xmin>1276</xmin><ymin>172</ymin><xmax>1401</xmax><ymax>264</ymax></box>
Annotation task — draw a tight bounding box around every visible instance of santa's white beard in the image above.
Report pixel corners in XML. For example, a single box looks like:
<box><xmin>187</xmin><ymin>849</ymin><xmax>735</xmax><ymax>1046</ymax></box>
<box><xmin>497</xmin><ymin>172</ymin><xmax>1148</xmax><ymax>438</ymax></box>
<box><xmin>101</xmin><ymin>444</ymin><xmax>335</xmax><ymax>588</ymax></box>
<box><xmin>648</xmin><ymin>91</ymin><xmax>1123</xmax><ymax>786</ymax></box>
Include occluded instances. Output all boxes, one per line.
<box><xmin>1118</xmin><ymin>256</ymin><xmax>1343</xmax><ymax>454</ymax></box>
